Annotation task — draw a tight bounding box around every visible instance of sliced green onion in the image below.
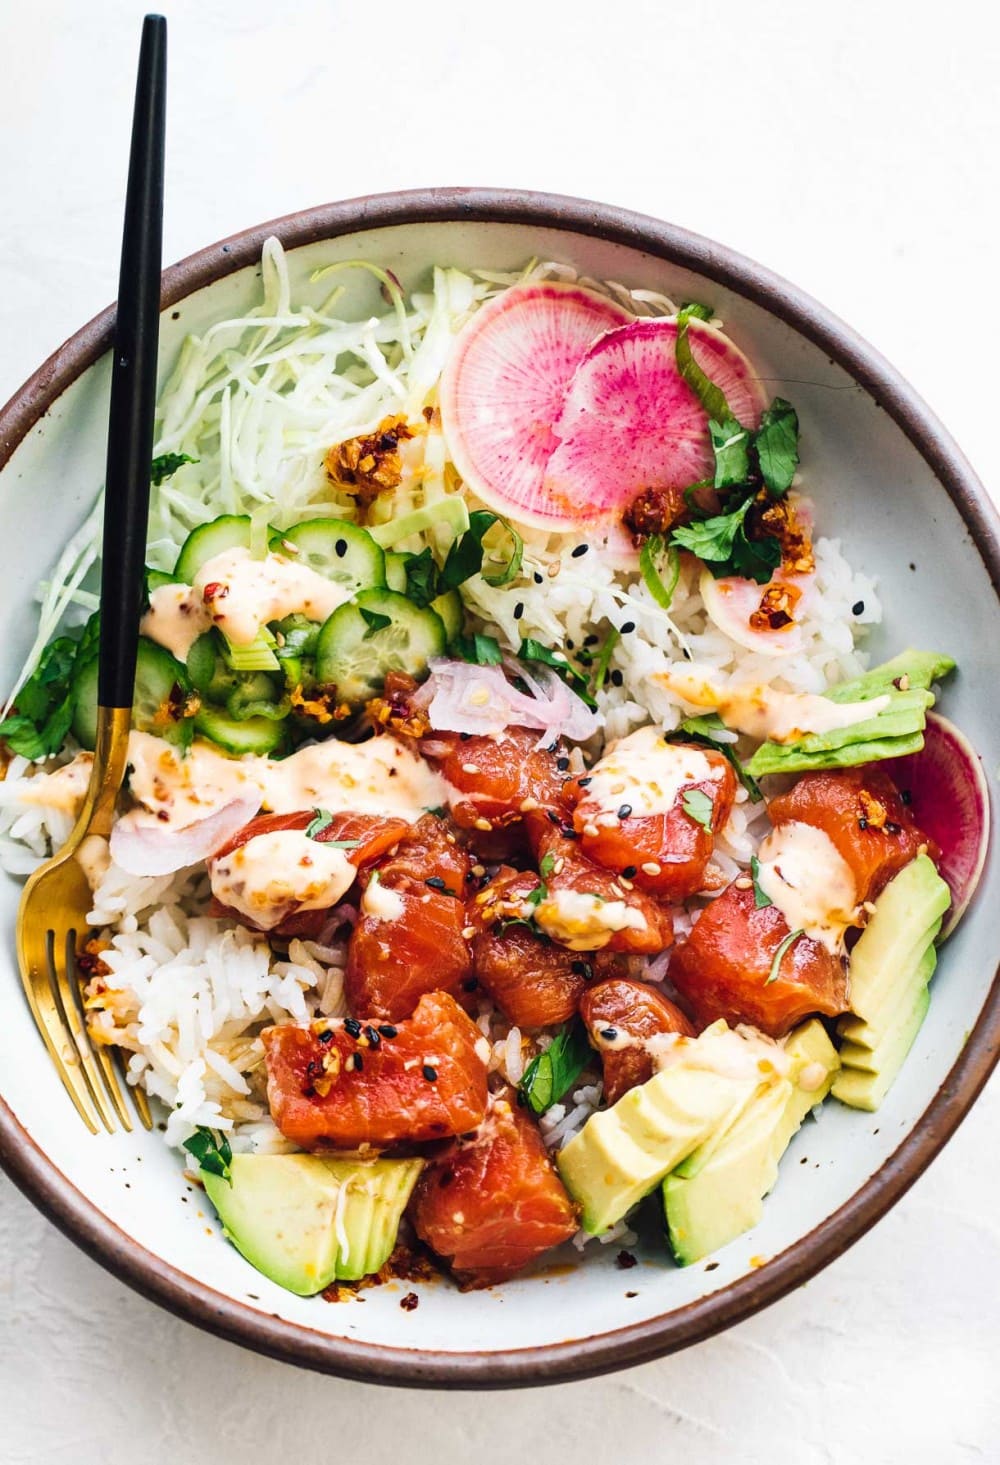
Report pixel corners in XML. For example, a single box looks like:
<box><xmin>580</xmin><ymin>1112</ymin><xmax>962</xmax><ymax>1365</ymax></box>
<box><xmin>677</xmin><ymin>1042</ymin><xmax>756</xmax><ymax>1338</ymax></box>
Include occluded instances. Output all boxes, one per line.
<box><xmin>225</xmin><ymin>625</ymin><xmax>280</xmax><ymax>672</ymax></box>
<box><xmin>640</xmin><ymin>535</ymin><xmax>681</xmax><ymax>611</ymax></box>
<box><xmin>368</xmin><ymin>495</ymin><xmax>470</xmax><ymax>549</ymax></box>
<box><xmin>590</xmin><ymin>628</ymin><xmax>620</xmax><ymax>694</ymax></box>
<box><xmin>766</xmin><ymin>928</ymin><xmax>804</xmax><ymax>985</ymax></box>
<box><xmin>249</xmin><ymin>504</ymin><xmax>271</xmax><ymax>561</ymax></box>
<box><xmin>479</xmin><ymin>516</ymin><xmax>523</xmax><ymax>587</ymax></box>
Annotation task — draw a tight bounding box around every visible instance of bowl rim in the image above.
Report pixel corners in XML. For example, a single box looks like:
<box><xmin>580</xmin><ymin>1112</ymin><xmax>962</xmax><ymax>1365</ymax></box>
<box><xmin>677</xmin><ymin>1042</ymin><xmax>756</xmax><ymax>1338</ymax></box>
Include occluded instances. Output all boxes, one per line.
<box><xmin>0</xmin><ymin>186</ymin><xmax>997</xmax><ymax>1389</ymax></box>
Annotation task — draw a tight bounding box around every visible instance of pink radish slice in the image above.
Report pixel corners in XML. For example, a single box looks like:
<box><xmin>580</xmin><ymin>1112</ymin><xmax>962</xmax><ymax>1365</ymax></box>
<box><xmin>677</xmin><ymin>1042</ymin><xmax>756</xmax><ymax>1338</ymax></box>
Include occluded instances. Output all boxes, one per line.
<box><xmin>885</xmin><ymin>711</ymin><xmax>991</xmax><ymax>939</ymax></box>
<box><xmin>542</xmin><ymin>318</ymin><xmax>768</xmax><ymax>520</ymax></box>
<box><xmin>439</xmin><ymin>282</ymin><xmax>632</xmax><ymax>530</ymax></box>
<box><xmin>699</xmin><ymin>567</ymin><xmax>806</xmax><ymax>657</ymax></box>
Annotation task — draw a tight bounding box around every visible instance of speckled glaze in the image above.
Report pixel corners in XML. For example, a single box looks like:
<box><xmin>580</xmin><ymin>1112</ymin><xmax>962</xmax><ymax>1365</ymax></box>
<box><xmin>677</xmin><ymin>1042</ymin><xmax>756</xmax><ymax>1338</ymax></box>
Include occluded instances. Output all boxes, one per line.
<box><xmin>0</xmin><ymin>190</ymin><xmax>997</xmax><ymax>1387</ymax></box>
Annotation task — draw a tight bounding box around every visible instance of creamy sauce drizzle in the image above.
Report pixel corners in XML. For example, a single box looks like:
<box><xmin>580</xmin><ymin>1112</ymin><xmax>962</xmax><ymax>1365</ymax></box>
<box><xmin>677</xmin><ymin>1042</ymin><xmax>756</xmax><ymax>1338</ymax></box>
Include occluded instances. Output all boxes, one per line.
<box><xmin>654</xmin><ymin>670</ymin><xmax>890</xmax><ymax>744</ymax></box>
<box><xmin>19</xmin><ymin>753</ymin><xmax>93</xmax><ymax>813</ymax></box>
<box><xmin>580</xmin><ymin>725</ymin><xmax>723</xmax><ymax>821</ymax></box>
<box><xmin>210</xmin><ymin>829</ymin><xmax>355</xmax><ymax>931</ymax></box>
<box><xmin>141</xmin><ymin>546</ymin><xmax>349</xmax><ymax>658</ymax></box>
<box><xmin>755</xmin><ymin>820</ymin><xmax>858</xmax><ymax>952</ymax></box>
<box><xmin>534</xmin><ymin>888</ymin><xmax>648</xmax><ymax>951</ymax></box>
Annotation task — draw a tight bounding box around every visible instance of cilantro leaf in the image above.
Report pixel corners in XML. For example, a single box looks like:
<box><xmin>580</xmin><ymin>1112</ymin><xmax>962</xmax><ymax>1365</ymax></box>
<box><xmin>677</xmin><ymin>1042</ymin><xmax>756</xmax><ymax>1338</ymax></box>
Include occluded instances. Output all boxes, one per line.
<box><xmin>151</xmin><ymin>452</ymin><xmax>198</xmax><ymax>486</ymax></box>
<box><xmin>539</xmin><ymin>851</ymin><xmax>556</xmax><ymax>878</ymax></box>
<box><xmin>729</xmin><ymin>525</ymin><xmax>781</xmax><ymax>584</ymax></box>
<box><xmin>359</xmin><ymin>607</ymin><xmax>392</xmax><ymax>639</ymax></box>
<box><xmin>452</xmin><ymin>632</ymin><xmax>503</xmax><ymax>665</ymax></box>
<box><xmin>305</xmin><ymin>808</ymin><xmax>334</xmax><ymax>838</ymax></box>
<box><xmin>519</xmin><ymin>1020</ymin><xmax>593</xmax><ymax>1115</ymax></box>
<box><xmin>755</xmin><ymin>398</ymin><xmax>799</xmax><ymax>498</ymax></box>
<box><xmin>519</xmin><ymin>639</ymin><xmax>597</xmax><ymax>709</ymax></box>
<box><xmin>681</xmin><ymin>786</ymin><xmax>715</xmax><ymax>832</ymax></box>
<box><xmin>441</xmin><ymin>510</ymin><xmax>523</xmax><ymax>592</ymax></box>
<box><xmin>524</xmin><ymin>882</ymin><xmax>547</xmax><ymax>907</ymax></box>
<box><xmin>671</xmin><ymin>497</ymin><xmax>752</xmax><ymax>563</ymax></box>
<box><xmin>678</xmin><ymin>300</ymin><xmax>714</xmax><ymax>322</ymax></box>
<box><xmin>0</xmin><ymin>635</ymin><xmax>80</xmax><ymax>759</ymax></box>
<box><xmin>183</xmin><ymin>1125</ymin><xmax>232</xmax><ymax>1182</ymax></box>
<box><xmin>766</xmin><ymin>928</ymin><xmax>804</xmax><ymax>985</ymax></box>
<box><xmin>403</xmin><ymin>547</ymin><xmax>439</xmax><ymax>608</ymax></box>
<box><xmin>709</xmin><ymin>416</ymin><xmax>752</xmax><ymax>490</ymax></box>
<box><xmin>673</xmin><ymin>713</ymin><xmax>762</xmax><ymax>802</ymax></box>
<box><xmin>750</xmin><ymin>854</ymin><xmax>773</xmax><ymax>908</ymax></box>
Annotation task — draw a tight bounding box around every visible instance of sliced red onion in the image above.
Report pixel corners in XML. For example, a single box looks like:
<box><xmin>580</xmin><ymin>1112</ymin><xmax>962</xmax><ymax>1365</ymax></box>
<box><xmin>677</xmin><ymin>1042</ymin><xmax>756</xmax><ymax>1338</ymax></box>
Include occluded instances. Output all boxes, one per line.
<box><xmin>110</xmin><ymin>795</ymin><xmax>262</xmax><ymax>877</ymax></box>
<box><xmin>422</xmin><ymin>658</ymin><xmax>600</xmax><ymax>746</ymax></box>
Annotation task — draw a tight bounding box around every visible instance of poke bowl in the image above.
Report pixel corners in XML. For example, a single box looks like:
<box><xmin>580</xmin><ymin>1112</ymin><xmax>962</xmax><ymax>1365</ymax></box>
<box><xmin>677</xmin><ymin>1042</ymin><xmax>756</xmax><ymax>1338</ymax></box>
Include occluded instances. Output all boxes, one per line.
<box><xmin>0</xmin><ymin>189</ymin><xmax>997</xmax><ymax>1387</ymax></box>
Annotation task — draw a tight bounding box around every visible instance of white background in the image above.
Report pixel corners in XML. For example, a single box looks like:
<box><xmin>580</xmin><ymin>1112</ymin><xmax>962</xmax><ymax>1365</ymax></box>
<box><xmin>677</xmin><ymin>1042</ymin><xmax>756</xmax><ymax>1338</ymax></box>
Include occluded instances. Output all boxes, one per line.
<box><xmin>1</xmin><ymin>1</ymin><xmax>998</xmax><ymax>1460</ymax></box>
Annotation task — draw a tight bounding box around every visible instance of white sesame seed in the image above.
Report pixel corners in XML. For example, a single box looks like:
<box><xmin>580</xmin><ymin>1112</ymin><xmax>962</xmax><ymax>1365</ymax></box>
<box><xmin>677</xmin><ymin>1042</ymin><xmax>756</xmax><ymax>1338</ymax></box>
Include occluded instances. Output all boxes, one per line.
<box><xmin>519</xmin><ymin>796</ymin><xmax>540</xmax><ymax>812</ymax></box>
<box><xmin>462</xmin><ymin>763</ymin><xmax>480</xmax><ymax>775</ymax></box>
<box><xmin>734</xmin><ymin>876</ymin><xmax>753</xmax><ymax>890</ymax></box>
<box><xmin>583</xmin><ymin>823</ymin><xmax>600</xmax><ymax>838</ymax></box>
<box><xmin>474</xmin><ymin>818</ymin><xmax>492</xmax><ymax>832</ymax></box>
<box><xmin>641</xmin><ymin>861</ymin><xmax>662</xmax><ymax>876</ymax></box>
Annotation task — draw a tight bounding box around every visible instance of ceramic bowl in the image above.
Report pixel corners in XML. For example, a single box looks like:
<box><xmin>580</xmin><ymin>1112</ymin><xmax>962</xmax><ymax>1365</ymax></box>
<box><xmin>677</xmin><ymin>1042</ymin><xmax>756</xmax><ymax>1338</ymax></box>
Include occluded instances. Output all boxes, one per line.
<box><xmin>1</xmin><ymin>190</ymin><xmax>998</xmax><ymax>1387</ymax></box>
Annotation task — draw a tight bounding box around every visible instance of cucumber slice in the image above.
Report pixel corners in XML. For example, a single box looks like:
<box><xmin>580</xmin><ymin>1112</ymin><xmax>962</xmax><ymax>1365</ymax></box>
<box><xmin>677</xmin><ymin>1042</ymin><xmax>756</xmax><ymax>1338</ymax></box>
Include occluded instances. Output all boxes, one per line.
<box><xmin>174</xmin><ymin>514</ymin><xmax>254</xmax><ymax>583</ymax></box>
<box><xmin>72</xmin><ymin>637</ymin><xmax>193</xmax><ymax>750</ymax></box>
<box><xmin>431</xmin><ymin>589</ymin><xmax>464</xmax><ymax>643</ymax></box>
<box><xmin>225</xmin><ymin>672</ymin><xmax>289</xmax><ymax>723</ymax></box>
<box><xmin>272</xmin><ymin>613</ymin><xmax>321</xmax><ymax>659</ymax></box>
<box><xmin>194</xmin><ymin>704</ymin><xmax>287</xmax><ymax>756</ymax></box>
<box><xmin>315</xmin><ymin>589</ymin><xmax>446</xmax><ymax>704</ymax></box>
<box><xmin>384</xmin><ymin>551</ymin><xmax>409</xmax><ymax>593</ymax></box>
<box><xmin>271</xmin><ymin>518</ymin><xmax>385</xmax><ymax>594</ymax></box>
<box><xmin>186</xmin><ymin>631</ymin><xmax>222</xmax><ymax>694</ymax></box>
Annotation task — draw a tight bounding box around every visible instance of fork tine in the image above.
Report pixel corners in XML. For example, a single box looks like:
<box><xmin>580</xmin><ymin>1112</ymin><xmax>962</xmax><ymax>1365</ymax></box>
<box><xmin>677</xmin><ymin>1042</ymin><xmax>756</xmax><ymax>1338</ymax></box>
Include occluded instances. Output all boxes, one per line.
<box><xmin>48</xmin><ymin>928</ymin><xmax>117</xmax><ymax>1134</ymax></box>
<box><xmin>68</xmin><ymin>935</ymin><xmax>153</xmax><ymax>1131</ymax></box>
<box><xmin>63</xmin><ymin>931</ymin><xmax>136</xmax><ymax>1132</ymax></box>
<box><xmin>18</xmin><ymin>933</ymin><xmax>101</xmax><ymax>1134</ymax></box>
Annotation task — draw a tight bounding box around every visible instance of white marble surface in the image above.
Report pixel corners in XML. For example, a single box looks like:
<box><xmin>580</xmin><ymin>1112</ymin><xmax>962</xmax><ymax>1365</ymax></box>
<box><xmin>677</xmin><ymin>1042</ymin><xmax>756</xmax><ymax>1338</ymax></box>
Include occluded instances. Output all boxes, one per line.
<box><xmin>0</xmin><ymin>0</ymin><xmax>997</xmax><ymax>1459</ymax></box>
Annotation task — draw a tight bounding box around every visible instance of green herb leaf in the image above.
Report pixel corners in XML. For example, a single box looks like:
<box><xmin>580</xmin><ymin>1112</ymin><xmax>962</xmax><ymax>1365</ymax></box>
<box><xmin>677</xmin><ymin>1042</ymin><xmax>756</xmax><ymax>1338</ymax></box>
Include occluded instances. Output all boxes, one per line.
<box><xmin>519</xmin><ymin>639</ymin><xmax>597</xmax><ymax>710</ymax></box>
<box><xmin>671</xmin><ymin>497</ymin><xmax>752</xmax><ymax>563</ymax></box>
<box><xmin>519</xmin><ymin>1020</ymin><xmax>593</xmax><ymax>1116</ymax></box>
<box><xmin>151</xmin><ymin>452</ymin><xmax>198</xmax><ymax>487</ymax></box>
<box><xmin>678</xmin><ymin>301</ymin><xmax>714</xmax><ymax>322</ymax></box>
<box><xmin>709</xmin><ymin>416</ymin><xmax>752</xmax><ymax>490</ymax></box>
<box><xmin>0</xmin><ymin>635</ymin><xmax>80</xmax><ymax>759</ymax></box>
<box><xmin>403</xmin><ymin>547</ymin><xmax>439</xmax><ymax>608</ymax></box>
<box><xmin>755</xmin><ymin>398</ymin><xmax>799</xmax><ymax>498</ymax></box>
<box><xmin>750</xmin><ymin>854</ymin><xmax>773</xmax><ymax>908</ymax></box>
<box><xmin>675</xmin><ymin>310</ymin><xmax>734</xmax><ymax>426</ymax></box>
<box><xmin>639</xmin><ymin>535</ymin><xmax>681</xmax><ymax>611</ymax></box>
<box><xmin>305</xmin><ymin>808</ymin><xmax>334</xmax><ymax>838</ymax></box>
<box><xmin>360</xmin><ymin>607</ymin><xmax>392</xmax><ymax>639</ymax></box>
<box><xmin>539</xmin><ymin>852</ymin><xmax>556</xmax><ymax>878</ymax></box>
<box><xmin>452</xmin><ymin>632</ymin><xmax>503</xmax><ymax>665</ymax></box>
<box><xmin>524</xmin><ymin>882</ymin><xmax>547</xmax><ymax>907</ymax></box>
<box><xmin>441</xmin><ymin>510</ymin><xmax>523</xmax><ymax>592</ymax></box>
<box><xmin>681</xmin><ymin>786</ymin><xmax>715</xmax><ymax>832</ymax></box>
<box><xmin>673</xmin><ymin>713</ymin><xmax>763</xmax><ymax>802</ymax></box>
<box><xmin>766</xmin><ymin>928</ymin><xmax>804</xmax><ymax>985</ymax></box>
<box><xmin>729</xmin><ymin>526</ymin><xmax>782</xmax><ymax>585</ymax></box>
<box><xmin>183</xmin><ymin>1125</ymin><xmax>232</xmax><ymax>1182</ymax></box>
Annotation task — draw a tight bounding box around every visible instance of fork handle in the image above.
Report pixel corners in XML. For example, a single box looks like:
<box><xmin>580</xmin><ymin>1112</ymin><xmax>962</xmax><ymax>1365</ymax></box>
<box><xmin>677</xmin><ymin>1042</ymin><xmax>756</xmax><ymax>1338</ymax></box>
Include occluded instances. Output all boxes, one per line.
<box><xmin>98</xmin><ymin>14</ymin><xmax>167</xmax><ymax>710</ymax></box>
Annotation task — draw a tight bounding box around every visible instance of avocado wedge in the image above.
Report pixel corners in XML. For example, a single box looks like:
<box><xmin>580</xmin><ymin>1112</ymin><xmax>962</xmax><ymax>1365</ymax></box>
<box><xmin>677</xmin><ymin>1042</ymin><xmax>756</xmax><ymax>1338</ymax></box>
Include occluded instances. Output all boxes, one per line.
<box><xmin>203</xmin><ymin>1153</ymin><xmax>423</xmax><ymax>1296</ymax></box>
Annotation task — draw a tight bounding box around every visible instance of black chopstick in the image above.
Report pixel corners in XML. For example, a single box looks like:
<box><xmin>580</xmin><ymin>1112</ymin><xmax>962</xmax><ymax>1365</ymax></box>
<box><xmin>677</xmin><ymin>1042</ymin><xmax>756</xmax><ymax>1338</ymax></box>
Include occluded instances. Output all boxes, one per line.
<box><xmin>98</xmin><ymin>14</ymin><xmax>167</xmax><ymax>711</ymax></box>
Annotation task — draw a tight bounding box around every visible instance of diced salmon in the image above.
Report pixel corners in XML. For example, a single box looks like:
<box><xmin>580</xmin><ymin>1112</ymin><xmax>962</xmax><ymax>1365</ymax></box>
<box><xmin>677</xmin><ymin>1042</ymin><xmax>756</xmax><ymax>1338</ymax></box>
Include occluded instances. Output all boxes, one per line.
<box><xmin>467</xmin><ymin>867</ymin><xmax>593</xmax><ymax>1028</ymax></box>
<box><xmin>527</xmin><ymin>821</ymin><xmax>674</xmax><ymax>955</ymax></box>
<box><xmin>208</xmin><ymin>809</ymin><xmax>410</xmax><ymax>939</ymax></box>
<box><xmin>668</xmin><ymin>883</ymin><xmax>847</xmax><ymax>1037</ymax></box>
<box><xmin>565</xmin><ymin>747</ymin><xmax>737</xmax><ymax>899</ymax></box>
<box><xmin>345</xmin><ymin>814</ymin><xmax>473</xmax><ymax>1021</ymax></box>
<box><xmin>579</xmin><ymin>977</ymin><xmax>695</xmax><ymax>1104</ymax></box>
<box><xmin>262</xmin><ymin>991</ymin><xmax>488</xmax><ymax>1148</ymax></box>
<box><xmin>411</xmin><ymin>1091</ymin><xmax>579</xmax><ymax>1287</ymax></box>
<box><xmin>767</xmin><ymin>767</ymin><xmax>932</xmax><ymax>903</ymax></box>
<box><xmin>422</xmin><ymin>727</ymin><xmax>569</xmax><ymax>831</ymax></box>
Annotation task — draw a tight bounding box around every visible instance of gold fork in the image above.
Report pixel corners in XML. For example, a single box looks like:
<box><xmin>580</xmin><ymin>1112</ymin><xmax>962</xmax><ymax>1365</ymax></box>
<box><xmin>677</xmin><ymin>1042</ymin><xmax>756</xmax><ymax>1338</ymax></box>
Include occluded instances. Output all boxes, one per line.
<box><xmin>14</xmin><ymin>15</ymin><xmax>167</xmax><ymax>1134</ymax></box>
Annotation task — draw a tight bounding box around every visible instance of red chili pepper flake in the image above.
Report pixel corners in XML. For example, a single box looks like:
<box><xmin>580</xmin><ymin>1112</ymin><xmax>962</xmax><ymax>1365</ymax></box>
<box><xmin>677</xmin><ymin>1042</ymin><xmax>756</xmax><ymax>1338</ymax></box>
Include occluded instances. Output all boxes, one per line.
<box><xmin>400</xmin><ymin>1292</ymin><xmax>419</xmax><ymax>1311</ymax></box>
<box><xmin>625</xmin><ymin>1290</ymin><xmax>639</xmax><ymax>1298</ymax></box>
<box><xmin>202</xmin><ymin>581</ymin><xmax>228</xmax><ymax>601</ymax></box>
<box><xmin>616</xmin><ymin>1249</ymin><xmax>638</xmax><ymax>1270</ymax></box>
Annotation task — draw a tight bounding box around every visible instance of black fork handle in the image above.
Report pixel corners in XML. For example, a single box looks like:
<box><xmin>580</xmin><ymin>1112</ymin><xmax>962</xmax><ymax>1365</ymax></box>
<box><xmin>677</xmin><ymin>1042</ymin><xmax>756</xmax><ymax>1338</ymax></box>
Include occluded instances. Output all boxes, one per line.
<box><xmin>98</xmin><ymin>14</ymin><xmax>167</xmax><ymax>710</ymax></box>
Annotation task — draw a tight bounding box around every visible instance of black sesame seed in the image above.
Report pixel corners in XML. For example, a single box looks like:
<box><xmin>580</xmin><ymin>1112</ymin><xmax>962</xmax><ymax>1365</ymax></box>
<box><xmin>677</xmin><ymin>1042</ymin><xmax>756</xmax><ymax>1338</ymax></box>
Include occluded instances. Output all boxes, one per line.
<box><xmin>378</xmin><ymin>1024</ymin><xmax>398</xmax><ymax>1039</ymax></box>
<box><xmin>459</xmin><ymin>731</ymin><xmax>471</xmax><ymax>741</ymax></box>
<box><xmin>584</xmin><ymin>633</ymin><xmax>599</xmax><ymax>647</ymax></box>
<box><xmin>462</xmin><ymin>976</ymin><xmax>480</xmax><ymax>993</ymax></box>
<box><xmin>353</xmin><ymin>1053</ymin><xmax>364</xmax><ymax>1072</ymax></box>
<box><xmin>578</xmin><ymin>775</ymin><xmax>592</xmax><ymax>787</ymax></box>
<box><xmin>534</xmin><ymin>571</ymin><xmax>544</xmax><ymax>585</ymax></box>
<box><xmin>306</xmin><ymin>1059</ymin><xmax>318</xmax><ymax>1076</ymax></box>
<box><xmin>620</xmin><ymin>621</ymin><xmax>636</xmax><ymax>634</ymax></box>
<box><xmin>899</xmin><ymin>788</ymin><xmax>912</xmax><ymax>806</ymax></box>
<box><xmin>885</xmin><ymin>821</ymin><xmax>902</xmax><ymax>835</ymax></box>
<box><xmin>571</xmin><ymin>543</ymin><xmax>589</xmax><ymax>558</ymax></box>
<box><xmin>317</xmin><ymin>1028</ymin><xmax>334</xmax><ymax>1044</ymax></box>
<box><xmin>618</xmin><ymin>803</ymin><xmax>633</xmax><ymax>820</ymax></box>
<box><xmin>344</xmin><ymin>1017</ymin><xmax>362</xmax><ymax>1038</ymax></box>
<box><xmin>622</xmin><ymin>865</ymin><xmax>637</xmax><ymax>879</ymax></box>
<box><xmin>556</xmin><ymin>756</ymin><xmax>570</xmax><ymax>771</ymax></box>
<box><xmin>423</xmin><ymin>1064</ymin><xmax>438</xmax><ymax>1082</ymax></box>
<box><xmin>513</xmin><ymin>602</ymin><xmax>525</xmax><ymax>621</ymax></box>
<box><xmin>566</xmin><ymin>638</ymin><xmax>575</xmax><ymax>651</ymax></box>
<box><xmin>547</xmin><ymin>810</ymin><xmax>561</xmax><ymax>825</ymax></box>
<box><xmin>364</xmin><ymin>1025</ymin><xmax>381</xmax><ymax>1048</ymax></box>
<box><xmin>335</xmin><ymin>538</ymin><xmax>348</xmax><ymax>557</ymax></box>
<box><xmin>570</xmin><ymin>960</ymin><xmax>588</xmax><ymax>976</ymax></box>
<box><xmin>560</xmin><ymin>825</ymin><xmax>578</xmax><ymax>840</ymax></box>
<box><xmin>600</xmin><ymin>1026</ymin><xmax>618</xmax><ymax>1040</ymax></box>
<box><xmin>610</xmin><ymin>669</ymin><xmax>624</xmax><ymax>687</ymax></box>
<box><xmin>858</xmin><ymin>817</ymin><xmax>869</xmax><ymax>831</ymax></box>
<box><xmin>425</xmin><ymin>875</ymin><xmax>447</xmax><ymax>891</ymax></box>
<box><xmin>852</xmin><ymin>600</ymin><xmax>865</xmax><ymax>615</ymax></box>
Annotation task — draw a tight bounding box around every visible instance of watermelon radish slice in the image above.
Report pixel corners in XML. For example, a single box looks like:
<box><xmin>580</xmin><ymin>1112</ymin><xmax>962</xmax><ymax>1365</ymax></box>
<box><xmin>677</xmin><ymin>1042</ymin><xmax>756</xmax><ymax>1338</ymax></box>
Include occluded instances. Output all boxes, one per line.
<box><xmin>542</xmin><ymin>318</ymin><xmax>768</xmax><ymax>521</ymax></box>
<box><xmin>885</xmin><ymin>711</ymin><xmax>991</xmax><ymax>939</ymax></box>
<box><xmin>699</xmin><ymin>567</ymin><xmax>806</xmax><ymax>657</ymax></box>
<box><xmin>439</xmin><ymin>282</ymin><xmax>631</xmax><ymax>530</ymax></box>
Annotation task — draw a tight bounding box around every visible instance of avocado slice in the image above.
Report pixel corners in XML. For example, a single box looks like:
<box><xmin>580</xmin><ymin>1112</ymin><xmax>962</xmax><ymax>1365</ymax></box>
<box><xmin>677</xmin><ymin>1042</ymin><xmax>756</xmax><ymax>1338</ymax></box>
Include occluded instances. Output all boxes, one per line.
<box><xmin>202</xmin><ymin>1154</ymin><xmax>423</xmax><ymax>1296</ymax></box>
<box><xmin>556</xmin><ymin>1022</ymin><xmax>777</xmax><ymax>1235</ymax></box>
<box><xmin>831</xmin><ymin>855</ymin><xmax>949</xmax><ymax>1113</ymax></box>
<box><xmin>745</xmin><ymin>648</ymin><xmax>954</xmax><ymax>777</ymax></box>
<box><xmin>663</xmin><ymin>1019</ymin><xmax>839</xmax><ymax>1265</ymax></box>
